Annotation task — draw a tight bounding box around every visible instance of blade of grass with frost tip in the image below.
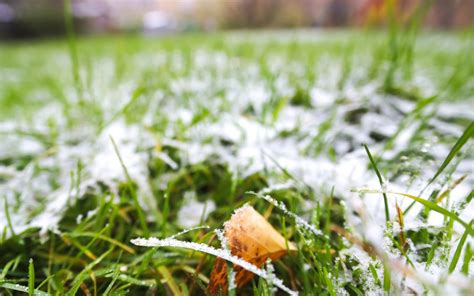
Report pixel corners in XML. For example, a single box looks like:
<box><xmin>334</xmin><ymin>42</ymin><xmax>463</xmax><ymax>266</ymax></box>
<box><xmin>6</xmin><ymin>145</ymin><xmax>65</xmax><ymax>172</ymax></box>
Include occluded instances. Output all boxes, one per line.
<box><xmin>448</xmin><ymin>220</ymin><xmax>473</xmax><ymax>274</ymax></box>
<box><xmin>0</xmin><ymin>282</ymin><xmax>49</xmax><ymax>296</ymax></box>
<box><xmin>161</xmin><ymin>192</ymin><xmax>170</xmax><ymax>231</ymax></box>
<box><xmin>110</xmin><ymin>136</ymin><xmax>149</xmax><ymax>236</ymax></box>
<box><xmin>247</xmin><ymin>191</ymin><xmax>325</xmax><ymax>238</ymax></box>
<box><xmin>357</xmin><ymin>189</ymin><xmax>472</xmax><ymax>234</ymax></box>
<box><xmin>28</xmin><ymin>259</ymin><xmax>35</xmax><ymax>296</ymax></box>
<box><xmin>131</xmin><ymin>238</ymin><xmax>298</xmax><ymax>296</ymax></box>
<box><xmin>364</xmin><ymin>144</ymin><xmax>390</xmax><ymax>222</ymax></box>
<box><xmin>428</xmin><ymin>121</ymin><xmax>474</xmax><ymax>187</ymax></box>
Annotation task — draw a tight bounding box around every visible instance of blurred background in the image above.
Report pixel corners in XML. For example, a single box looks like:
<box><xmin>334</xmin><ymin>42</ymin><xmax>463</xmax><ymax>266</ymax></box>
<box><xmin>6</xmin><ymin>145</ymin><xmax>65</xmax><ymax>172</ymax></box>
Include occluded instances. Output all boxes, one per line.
<box><xmin>0</xmin><ymin>0</ymin><xmax>472</xmax><ymax>39</ymax></box>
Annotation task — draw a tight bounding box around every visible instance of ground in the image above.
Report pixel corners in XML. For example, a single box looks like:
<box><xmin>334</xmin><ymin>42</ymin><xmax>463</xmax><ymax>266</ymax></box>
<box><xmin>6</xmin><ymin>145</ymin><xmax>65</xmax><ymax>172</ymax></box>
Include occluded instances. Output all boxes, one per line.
<box><xmin>0</xmin><ymin>30</ymin><xmax>473</xmax><ymax>295</ymax></box>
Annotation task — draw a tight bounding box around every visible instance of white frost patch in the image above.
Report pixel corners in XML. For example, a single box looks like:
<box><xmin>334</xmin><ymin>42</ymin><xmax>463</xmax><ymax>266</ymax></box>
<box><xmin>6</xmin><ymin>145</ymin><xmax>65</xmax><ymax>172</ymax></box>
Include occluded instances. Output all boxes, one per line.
<box><xmin>177</xmin><ymin>192</ymin><xmax>216</xmax><ymax>228</ymax></box>
<box><xmin>310</xmin><ymin>87</ymin><xmax>336</xmax><ymax>107</ymax></box>
<box><xmin>0</xmin><ymin>119</ymin><xmax>157</xmax><ymax>237</ymax></box>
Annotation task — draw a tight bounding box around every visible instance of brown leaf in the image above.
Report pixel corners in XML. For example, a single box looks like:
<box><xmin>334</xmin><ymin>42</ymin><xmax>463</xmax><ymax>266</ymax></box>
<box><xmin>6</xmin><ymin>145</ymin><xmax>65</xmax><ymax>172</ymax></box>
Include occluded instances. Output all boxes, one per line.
<box><xmin>207</xmin><ymin>204</ymin><xmax>296</xmax><ymax>295</ymax></box>
<box><xmin>396</xmin><ymin>201</ymin><xmax>406</xmax><ymax>249</ymax></box>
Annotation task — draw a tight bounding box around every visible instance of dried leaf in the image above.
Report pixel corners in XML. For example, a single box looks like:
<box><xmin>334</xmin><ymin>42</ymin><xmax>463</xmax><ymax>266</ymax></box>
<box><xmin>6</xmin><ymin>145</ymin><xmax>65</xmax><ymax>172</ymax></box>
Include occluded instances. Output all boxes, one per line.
<box><xmin>207</xmin><ymin>204</ymin><xmax>296</xmax><ymax>295</ymax></box>
<box><xmin>396</xmin><ymin>202</ymin><xmax>406</xmax><ymax>249</ymax></box>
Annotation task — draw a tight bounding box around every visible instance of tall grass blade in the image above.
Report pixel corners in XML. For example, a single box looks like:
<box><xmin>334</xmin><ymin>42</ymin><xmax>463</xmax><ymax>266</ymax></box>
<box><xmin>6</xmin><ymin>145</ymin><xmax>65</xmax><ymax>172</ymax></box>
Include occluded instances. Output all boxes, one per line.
<box><xmin>110</xmin><ymin>136</ymin><xmax>149</xmax><ymax>235</ymax></box>
<box><xmin>461</xmin><ymin>243</ymin><xmax>471</xmax><ymax>275</ymax></box>
<box><xmin>103</xmin><ymin>252</ymin><xmax>123</xmax><ymax>296</ymax></box>
<box><xmin>158</xmin><ymin>266</ymin><xmax>183</xmax><ymax>296</ymax></box>
<box><xmin>28</xmin><ymin>259</ymin><xmax>35</xmax><ymax>296</ymax></box>
<box><xmin>364</xmin><ymin>144</ymin><xmax>390</xmax><ymax>222</ymax></box>
<box><xmin>3</xmin><ymin>197</ymin><xmax>15</xmax><ymax>237</ymax></box>
<box><xmin>63</xmin><ymin>0</ymin><xmax>81</xmax><ymax>94</ymax></box>
<box><xmin>405</xmin><ymin>122</ymin><xmax>473</xmax><ymax>215</ymax></box>
<box><xmin>383</xmin><ymin>265</ymin><xmax>391</xmax><ymax>295</ymax></box>
<box><xmin>448</xmin><ymin>221</ymin><xmax>472</xmax><ymax>273</ymax></box>
<box><xmin>428</xmin><ymin>122</ymin><xmax>474</xmax><ymax>186</ymax></box>
<box><xmin>66</xmin><ymin>248</ymin><xmax>113</xmax><ymax>296</ymax></box>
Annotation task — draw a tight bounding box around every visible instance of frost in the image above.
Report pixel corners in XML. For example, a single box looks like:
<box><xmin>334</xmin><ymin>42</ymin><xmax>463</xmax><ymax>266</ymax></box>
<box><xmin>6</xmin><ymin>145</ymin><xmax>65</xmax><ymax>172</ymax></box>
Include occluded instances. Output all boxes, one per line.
<box><xmin>0</xmin><ymin>120</ymin><xmax>156</xmax><ymax>237</ymax></box>
<box><xmin>170</xmin><ymin>225</ymin><xmax>210</xmax><ymax>239</ymax></box>
<box><xmin>131</xmin><ymin>237</ymin><xmax>298</xmax><ymax>295</ymax></box>
<box><xmin>215</xmin><ymin>228</ymin><xmax>236</xmax><ymax>291</ymax></box>
<box><xmin>177</xmin><ymin>192</ymin><xmax>216</xmax><ymax>228</ymax></box>
<box><xmin>255</xmin><ymin>193</ymin><xmax>324</xmax><ymax>237</ymax></box>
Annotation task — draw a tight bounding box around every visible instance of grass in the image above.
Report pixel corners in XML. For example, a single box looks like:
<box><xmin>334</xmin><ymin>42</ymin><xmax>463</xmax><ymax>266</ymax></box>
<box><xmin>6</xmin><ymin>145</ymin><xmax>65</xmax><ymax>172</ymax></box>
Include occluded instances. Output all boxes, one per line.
<box><xmin>363</xmin><ymin>144</ymin><xmax>390</xmax><ymax>222</ymax></box>
<box><xmin>0</xmin><ymin>28</ymin><xmax>473</xmax><ymax>295</ymax></box>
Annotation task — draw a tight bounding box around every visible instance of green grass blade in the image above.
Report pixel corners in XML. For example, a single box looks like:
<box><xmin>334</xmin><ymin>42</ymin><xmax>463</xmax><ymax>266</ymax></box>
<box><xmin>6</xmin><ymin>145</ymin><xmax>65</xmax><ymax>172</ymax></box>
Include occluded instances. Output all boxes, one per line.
<box><xmin>110</xmin><ymin>136</ymin><xmax>149</xmax><ymax>235</ymax></box>
<box><xmin>383</xmin><ymin>265</ymin><xmax>391</xmax><ymax>295</ymax></box>
<box><xmin>157</xmin><ymin>266</ymin><xmax>182</xmax><ymax>296</ymax></box>
<box><xmin>448</xmin><ymin>221</ymin><xmax>472</xmax><ymax>273</ymax></box>
<box><xmin>0</xmin><ymin>282</ymin><xmax>49</xmax><ymax>296</ymax></box>
<box><xmin>69</xmin><ymin>232</ymin><xmax>135</xmax><ymax>254</ymax></box>
<box><xmin>428</xmin><ymin>121</ymin><xmax>474</xmax><ymax>186</ymax></box>
<box><xmin>461</xmin><ymin>243</ymin><xmax>471</xmax><ymax>275</ymax></box>
<box><xmin>103</xmin><ymin>267</ymin><xmax>120</xmax><ymax>295</ymax></box>
<box><xmin>28</xmin><ymin>259</ymin><xmax>35</xmax><ymax>296</ymax></box>
<box><xmin>369</xmin><ymin>263</ymin><xmax>381</xmax><ymax>287</ymax></box>
<box><xmin>3</xmin><ymin>197</ymin><xmax>15</xmax><ymax>237</ymax></box>
<box><xmin>0</xmin><ymin>257</ymin><xmax>20</xmax><ymax>280</ymax></box>
<box><xmin>364</xmin><ymin>144</ymin><xmax>390</xmax><ymax>222</ymax></box>
<box><xmin>66</xmin><ymin>248</ymin><xmax>113</xmax><ymax>296</ymax></box>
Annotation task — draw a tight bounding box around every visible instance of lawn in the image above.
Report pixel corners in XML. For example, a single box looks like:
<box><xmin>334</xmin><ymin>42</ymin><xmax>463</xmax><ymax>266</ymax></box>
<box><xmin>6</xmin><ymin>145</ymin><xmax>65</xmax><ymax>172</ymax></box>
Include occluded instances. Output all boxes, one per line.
<box><xmin>0</xmin><ymin>30</ymin><xmax>473</xmax><ymax>295</ymax></box>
